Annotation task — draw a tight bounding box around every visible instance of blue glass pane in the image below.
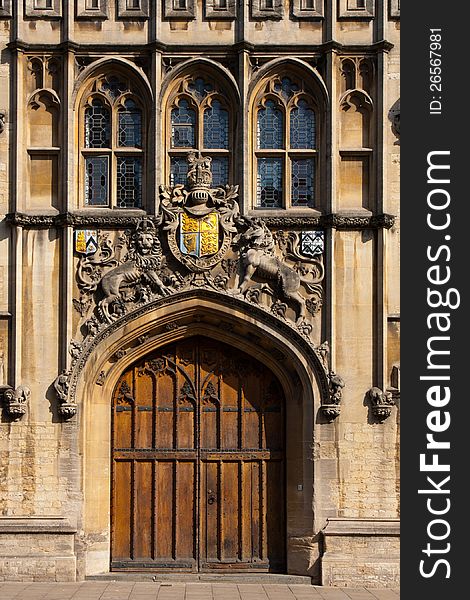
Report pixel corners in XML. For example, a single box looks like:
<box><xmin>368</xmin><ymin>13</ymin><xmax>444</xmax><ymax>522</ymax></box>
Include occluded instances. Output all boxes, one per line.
<box><xmin>203</xmin><ymin>101</ymin><xmax>229</xmax><ymax>149</ymax></box>
<box><xmin>85</xmin><ymin>156</ymin><xmax>109</xmax><ymax>206</ymax></box>
<box><xmin>170</xmin><ymin>156</ymin><xmax>189</xmax><ymax>186</ymax></box>
<box><xmin>257</xmin><ymin>101</ymin><xmax>283</xmax><ymax>149</ymax></box>
<box><xmin>188</xmin><ymin>77</ymin><xmax>213</xmax><ymax>101</ymax></box>
<box><xmin>100</xmin><ymin>76</ymin><xmax>127</xmax><ymax>101</ymax></box>
<box><xmin>291</xmin><ymin>159</ymin><xmax>314</xmax><ymax>207</ymax></box>
<box><xmin>171</xmin><ymin>100</ymin><xmax>196</xmax><ymax>148</ymax></box>
<box><xmin>256</xmin><ymin>158</ymin><xmax>283</xmax><ymax>208</ymax></box>
<box><xmin>290</xmin><ymin>100</ymin><xmax>315</xmax><ymax>149</ymax></box>
<box><xmin>211</xmin><ymin>157</ymin><xmax>229</xmax><ymax>187</ymax></box>
<box><xmin>274</xmin><ymin>77</ymin><xmax>299</xmax><ymax>102</ymax></box>
<box><xmin>118</xmin><ymin>99</ymin><xmax>142</xmax><ymax>148</ymax></box>
<box><xmin>117</xmin><ymin>157</ymin><xmax>142</xmax><ymax>208</ymax></box>
<box><xmin>85</xmin><ymin>100</ymin><xmax>111</xmax><ymax>148</ymax></box>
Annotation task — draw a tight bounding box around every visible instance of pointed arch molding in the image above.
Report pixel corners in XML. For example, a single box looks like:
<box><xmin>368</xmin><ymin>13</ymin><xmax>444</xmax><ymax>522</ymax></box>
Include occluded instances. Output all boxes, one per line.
<box><xmin>247</xmin><ymin>57</ymin><xmax>329</xmax><ymax>111</ymax></box>
<box><xmin>160</xmin><ymin>57</ymin><xmax>241</xmax><ymax>106</ymax></box>
<box><xmin>68</xmin><ymin>290</ymin><xmax>330</xmax><ymax>412</ymax></box>
<box><xmin>72</xmin><ymin>57</ymin><xmax>153</xmax><ymax>107</ymax></box>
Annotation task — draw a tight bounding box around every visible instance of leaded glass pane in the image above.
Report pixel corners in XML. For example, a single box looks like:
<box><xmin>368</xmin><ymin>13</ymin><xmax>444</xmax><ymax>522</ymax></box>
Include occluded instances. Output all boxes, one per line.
<box><xmin>188</xmin><ymin>77</ymin><xmax>213</xmax><ymax>100</ymax></box>
<box><xmin>290</xmin><ymin>100</ymin><xmax>316</xmax><ymax>149</ymax></box>
<box><xmin>257</xmin><ymin>101</ymin><xmax>283</xmax><ymax>149</ymax></box>
<box><xmin>170</xmin><ymin>156</ymin><xmax>189</xmax><ymax>186</ymax></box>
<box><xmin>118</xmin><ymin>99</ymin><xmax>142</xmax><ymax>148</ymax></box>
<box><xmin>203</xmin><ymin>101</ymin><xmax>229</xmax><ymax>149</ymax></box>
<box><xmin>256</xmin><ymin>158</ymin><xmax>283</xmax><ymax>208</ymax></box>
<box><xmin>274</xmin><ymin>77</ymin><xmax>299</xmax><ymax>101</ymax></box>
<box><xmin>291</xmin><ymin>158</ymin><xmax>314</xmax><ymax>207</ymax></box>
<box><xmin>117</xmin><ymin>157</ymin><xmax>142</xmax><ymax>208</ymax></box>
<box><xmin>171</xmin><ymin>100</ymin><xmax>196</xmax><ymax>148</ymax></box>
<box><xmin>85</xmin><ymin>156</ymin><xmax>109</xmax><ymax>206</ymax></box>
<box><xmin>85</xmin><ymin>100</ymin><xmax>111</xmax><ymax>148</ymax></box>
<box><xmin>211</xmin><ymin>157</ymin><xmax>229</xmax><ymax>187</ymax></box>
<box><xmin>100</xmin><ymin>76</ymin><xmax>128</xmax><ymax>101</ymax></box>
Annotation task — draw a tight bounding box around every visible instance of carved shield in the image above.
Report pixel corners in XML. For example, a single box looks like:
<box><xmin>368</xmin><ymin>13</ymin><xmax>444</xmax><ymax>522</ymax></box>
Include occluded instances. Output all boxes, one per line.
<box><xmin>74</xmin><ymin>230</ymin><xmax>98</xmax><ymax>255</ymax></box>
<box><xmin>301</xmin><ymin>231</ymin><xmax>324</xmax><ymax>257</ymax></box>
<box><xmin>179</xmin><ymin>212</ymin><xmax>219</xmax><ymax>258</ymax></box>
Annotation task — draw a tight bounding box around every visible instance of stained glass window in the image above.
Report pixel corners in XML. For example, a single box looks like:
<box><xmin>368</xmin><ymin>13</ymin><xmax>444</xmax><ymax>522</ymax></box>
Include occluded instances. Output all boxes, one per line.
<box><xmin>85</xmin><ymin>100</ymin><xmax>111</xmax><ymax>148</ymax></box>
<box><xmin>117</xmin><ymin>157</ymin><xmax>142</xmax><ymax>208</ymax></box>
<box><xmin>118</xmin><ymin>99</ymin><xmax>142</xmax><ymax>148</ymax></box>
<box><xmin>211</xmin><ymin>157</ymin><xmax>229</xmax><ymax>187</ymax></box>
<box><xmin>291</xmin><ymin>159</ymin><xmax>314</xmax><ymax>207</ymax></box>
<box><xmin>85</xmin><ymin>156</ymin><xmax>109</xmax><ymax>206</ymax></box>
<box><xmin>290</xmin><ymin>100</ymin><xmax>315</xmax><ymax>149</ymax></box>
<box><xmin>188</xmin><ymin>77</ymin><xmax>213</xmax><ymax>101</ymax></box>
<box><xmin>257</xmin><ymin>158</ymin><xmax>283</xmax><ymax>208</ymax></box>
<box><xmin>203</xmin><ymin>101</ymin><xmax>229</xmax><ymax>149</ymax></box>
<box><xmin>170</xmin><ymin>156</ymin><xmax>189</xmax><ymax>186</ymax></box>
<box><xmin>257</xmin><ymin>101</ymin><xmax>283</xmax><ymax>149</ymax></box>
<box><xmin>274</xmin><ymin>77</ymin><xmax>299</xmax><ymax>102</ymax></box>
<box><xmin>100</xmin><ymin>76</ymin><xmax>128</xmax><ymax>101</ymax></box>
<box><xmin>171</xmin><ymin>100</ymin><xmax>196</xmax><ymax>148</ymax></box>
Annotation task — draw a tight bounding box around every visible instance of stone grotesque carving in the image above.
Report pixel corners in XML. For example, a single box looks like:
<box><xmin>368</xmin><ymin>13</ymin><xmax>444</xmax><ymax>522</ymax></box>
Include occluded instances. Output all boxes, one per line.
<box><xmin>2</xmin><ymin>385</ymin><xmax>30</xmax><ymax>420</ymax></box>
<box><xmin>367</xmin><ymin>386</ymin><xmax>395</xmax><ymax>421</ymax></box>
<box><xmin>53</xmin><ymin>369</ymin><xmax>76</xmax><ymax>419</ymax></box>
<box><xmin>98</xmin><ymin>218</ymin><xmax>172</xmax><ymax>323</ymax></box>
<box><xmin>232</xmin><ymin>217</ymin><xmax>324</xmax><ymax>324</ymax></box>
<box><xmin>320</xmin><ymin>371</ymin><xmax>345</xmax><ymax>421</ymax></box>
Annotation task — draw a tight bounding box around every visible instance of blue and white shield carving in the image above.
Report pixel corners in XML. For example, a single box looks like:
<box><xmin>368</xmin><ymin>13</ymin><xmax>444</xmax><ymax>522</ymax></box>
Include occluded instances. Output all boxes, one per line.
<box><xmin>301</xmin><ymin>231</ymin><xmax>324</xmax><ymax>257</ymax></box>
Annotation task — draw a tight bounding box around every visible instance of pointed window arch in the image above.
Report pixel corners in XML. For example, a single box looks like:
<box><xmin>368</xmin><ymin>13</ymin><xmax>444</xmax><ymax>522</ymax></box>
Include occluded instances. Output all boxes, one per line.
<box><xmin>253</xmin><ymin>74</ymin><xmax>318</xmax><ymax>209</ymax></box>
<box><xmin>80</xmin><ymin>73</ymin><xmax>145</xmax><ymax>208</ymax></box>
<box><xmin>166</xmin><ymin>73</ymin><xmax>233</xmax><ymax>189</ymax></box>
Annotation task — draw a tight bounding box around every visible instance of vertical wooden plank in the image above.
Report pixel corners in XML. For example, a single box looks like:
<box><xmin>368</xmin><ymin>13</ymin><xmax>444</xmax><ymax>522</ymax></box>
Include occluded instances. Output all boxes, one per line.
<box><xmin>221</xmin><ymin>372</ymin><xmax>239</xmax><ymax>450</ymax></box>
<box><xmin>241</xmin><ymin>461</ymin><xmax>251</xmax><ymax>561</ymax></box>
<box><xmin>155</xmin><ymin>461</ymin><xmax>174</xmax><ymax>559</ymax></box>
<box><xmin>202</xmin><ymin>460</ymin><xmax>219</xmax><ymax>562</ymax></box>
<box><xmin>177</xmin><ymin>401</ymin><xmax>195</xmax><ymax>449</ymax></box>
<box><xmin>112</xmin><ymin>460</ymin><xmax>132</xmax><ymax>560</ymax></box>
<box><xmin>176</xmin><ymin>460</ymin><xmax>196</xmax><ymax>561</ymax></box>
<box><xmin>221</xmin><ymin>461</ymin><xmax>239</xmax><ymax>561</ymax></box>
<box><xmin>155</xmin><ymin>373</ymin><xmax>175</xmax><ymax>449</ymax></box>
<box><xmin>135</xmin><ymin>371</ymin><xmax>154</xmax><ymax>449</ymax></box>
<box><xmin>242</xmin><ymin>374</ymin><xmax>261</xmax><ymax>450</ymax></box>
<box><xmin>134</xmin><ymin>461</ymin><xmax>153</xmax><ymax>559</ymax></box>
<box><xmin>260</xmin><ymin>460</ymin><xmax>267</xmax><ymax>561</ymax></box>
<box><xmin>251</xmin><ymin>461</ymin><xmax>261</xmax><ymax>561</ymax></box>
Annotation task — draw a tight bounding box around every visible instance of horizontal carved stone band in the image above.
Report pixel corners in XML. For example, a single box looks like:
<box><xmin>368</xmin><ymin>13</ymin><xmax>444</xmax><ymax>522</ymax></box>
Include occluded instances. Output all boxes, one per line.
<box><xmin>5</xmin><ymin>212</ymin><xmax>396</xmax><ymax>230</ymax></box>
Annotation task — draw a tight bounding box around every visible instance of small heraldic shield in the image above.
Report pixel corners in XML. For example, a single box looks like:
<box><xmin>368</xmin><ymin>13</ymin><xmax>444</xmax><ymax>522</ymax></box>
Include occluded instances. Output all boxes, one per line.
<box><xmin>75</xmin><ymin>230</ymin><xmax>98</xmax><ymax>255</ymax></box>
<box><xmin>179</xmin><ymin>212</ymin><xmax>219</xmax><ymax>258</ymax></box>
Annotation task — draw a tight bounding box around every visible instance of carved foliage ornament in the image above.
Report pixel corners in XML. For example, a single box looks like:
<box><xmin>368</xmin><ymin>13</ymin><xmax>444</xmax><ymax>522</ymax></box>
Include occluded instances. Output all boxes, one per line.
<box><xmin>62</xmin><ymin>152</ymin><xmax>328</xmax><ymax>417</ymax></box>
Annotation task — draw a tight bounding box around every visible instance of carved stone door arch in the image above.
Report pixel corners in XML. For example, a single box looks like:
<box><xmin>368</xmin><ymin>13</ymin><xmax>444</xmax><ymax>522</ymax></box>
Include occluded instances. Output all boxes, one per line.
<box><xmin>111</xmin><ymin>335</ymin><xmax>286</xmax><ymax>572</ymax></box>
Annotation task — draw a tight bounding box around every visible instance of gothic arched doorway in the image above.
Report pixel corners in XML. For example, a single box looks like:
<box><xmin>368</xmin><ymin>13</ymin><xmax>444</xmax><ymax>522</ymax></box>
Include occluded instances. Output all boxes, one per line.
<box><xmin>110</xmin><ymin>336</ymin><xmax>286</xmax><ymax>573</ymax></box>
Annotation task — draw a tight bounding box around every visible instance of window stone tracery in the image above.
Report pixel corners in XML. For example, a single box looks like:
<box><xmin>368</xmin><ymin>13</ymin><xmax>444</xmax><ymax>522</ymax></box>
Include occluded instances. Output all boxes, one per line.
<box><xmin>80</xmin><ymin>73</ymin><xmax>145</xmax><ymax>209</ymax></box>
<box><xmin>167</xmin><ymin>74</ymin><xmax>233</xmax><ymax>189</ymax></box>
<box><xmin>253</xmin><ymin>74</ymin><xmax>318</xmax><ymax>210</ymax></box>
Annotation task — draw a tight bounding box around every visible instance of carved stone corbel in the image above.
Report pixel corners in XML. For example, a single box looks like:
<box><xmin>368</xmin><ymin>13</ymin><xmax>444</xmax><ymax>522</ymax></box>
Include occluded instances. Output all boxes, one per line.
<box><xmin>320</xmin><ymin>371</ymin><xmax>345</xmax><ymax>422</ymax></box>
<box><xmin>53</xmin><ymin>369</ymin><xmax>77</xmax><ymax>419</ymax></box>
<box><xmin>1</xmin><ymin>385</ymin><xmax>30</xmax><ymax>420</ymax></box>
<box><xmin>366</xmin><ymin>386</ymin><xmax>395</xmax><ymax>422</ymax></box>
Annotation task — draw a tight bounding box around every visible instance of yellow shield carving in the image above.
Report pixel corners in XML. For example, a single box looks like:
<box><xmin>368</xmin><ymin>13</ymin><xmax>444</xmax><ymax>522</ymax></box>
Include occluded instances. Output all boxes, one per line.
<box><xmin>180</xmin><ymin>212</ymin><xmax>219</xmax><ymax>258</ymax></box>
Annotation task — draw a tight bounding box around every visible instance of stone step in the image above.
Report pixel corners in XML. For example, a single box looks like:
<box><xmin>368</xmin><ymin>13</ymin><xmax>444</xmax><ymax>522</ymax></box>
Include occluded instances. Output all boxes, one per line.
<box><xmin>86</xmin><ymin>572</ymin><xmax>312</xmax><ymax>585</ymax></box>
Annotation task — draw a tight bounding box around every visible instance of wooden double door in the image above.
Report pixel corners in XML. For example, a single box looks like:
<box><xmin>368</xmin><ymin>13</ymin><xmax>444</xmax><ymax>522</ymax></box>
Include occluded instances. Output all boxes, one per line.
<box><xmin>111</xmin><ymin>336</ymin><xmax>286</xmax><ymax>572</ymax></box>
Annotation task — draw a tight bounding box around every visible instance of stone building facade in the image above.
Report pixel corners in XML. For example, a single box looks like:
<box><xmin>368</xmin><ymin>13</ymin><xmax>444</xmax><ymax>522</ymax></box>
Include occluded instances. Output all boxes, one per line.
<box><xmin>0</xmin><ymin>0</ymin><xmax>400</xmax><ymax>587</ymax></box>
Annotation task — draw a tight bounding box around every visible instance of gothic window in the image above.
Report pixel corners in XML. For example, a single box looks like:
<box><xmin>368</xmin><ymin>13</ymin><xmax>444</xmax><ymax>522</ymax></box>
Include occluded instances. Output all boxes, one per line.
<box><xmin>81</xmin><ymin>75</ymin><xmax>145</xmax><ymax>208</ymax></box>
<box><xmin>77</xmin><ymin>0</ymin><xmax>108</xmax><ymax>18</ymax></box>
<box><xmin>168</xmin><ymin>75</ymin><xmax>232</xmax><ymax>188</ymax></box>
<box><xmin>117</xmin><ymin>0</ymin><xmax>149</xmax><ymax>18</ymax></box>
<box><xmin>338</xmin><ymin>0</ymin><xmax>374</xmax><ymax>18</ymax></box>
<box><xmin>0</xmin><ymin>1</ymin><xmax>12</xmax><ymax>18</ymax></box>
<box><xmin>254</xmin><ymin>76</ymin><xmax>317</xmax><ymax>209</ymax></box>
<box><xmin>25</xmin><ymin>0</ymin><xmax>61</xmax><ymax>16</ymax></box>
